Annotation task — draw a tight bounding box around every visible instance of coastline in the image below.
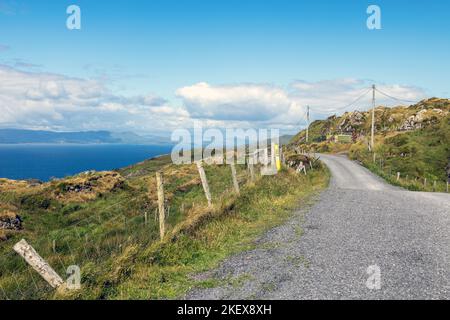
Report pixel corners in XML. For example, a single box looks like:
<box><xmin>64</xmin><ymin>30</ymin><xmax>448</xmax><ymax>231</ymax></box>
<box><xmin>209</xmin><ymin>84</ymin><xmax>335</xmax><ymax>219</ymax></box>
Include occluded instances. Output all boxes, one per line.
<box><xmin>0</xmin><ymin>144</ymin><xmax>173</xmax><ymax>182</ymax></box>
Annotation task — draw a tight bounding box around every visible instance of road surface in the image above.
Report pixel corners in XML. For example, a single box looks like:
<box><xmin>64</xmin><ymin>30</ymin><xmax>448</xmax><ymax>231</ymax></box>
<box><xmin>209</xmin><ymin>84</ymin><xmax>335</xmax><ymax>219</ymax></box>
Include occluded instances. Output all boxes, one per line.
<box><xmin>187</xmin><ymin>154</ymin><xmax>450</xmax><ymax>300</ymax></box>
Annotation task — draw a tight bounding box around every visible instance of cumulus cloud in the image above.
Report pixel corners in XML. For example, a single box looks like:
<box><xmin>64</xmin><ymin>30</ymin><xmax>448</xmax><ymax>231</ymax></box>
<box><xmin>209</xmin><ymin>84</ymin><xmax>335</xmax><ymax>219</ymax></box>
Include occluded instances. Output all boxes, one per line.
<box><xmin>0</xmin><ymin>64</ymin><xmax>188</xmax><ymax>133</ymax></box>
<box><xmin>289</xmin><ymin>79</ymin><xmax>426</xmax><ymax>115</ymax></box>
<box><xmin>0</xmin><ymin>63</ymin><xmax>428</xmax><ymax>135</ymax></box>
<box><xmin>176</xmin><ymin>79</ymin><xmax>427</xmax><ymax>130</ymax></box>
<box><xmin>176</xmin><ymin>82</ymin><xmax>297</xmax><ymax>121</ymax></box>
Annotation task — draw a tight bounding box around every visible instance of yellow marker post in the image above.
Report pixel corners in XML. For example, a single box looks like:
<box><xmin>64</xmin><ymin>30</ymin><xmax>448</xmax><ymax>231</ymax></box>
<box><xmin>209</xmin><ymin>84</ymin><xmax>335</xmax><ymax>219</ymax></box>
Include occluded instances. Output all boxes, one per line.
<box><xmin>274</xmin><ymin>144</ymin><xmax>281</xmax><ymax>172</ymax></box>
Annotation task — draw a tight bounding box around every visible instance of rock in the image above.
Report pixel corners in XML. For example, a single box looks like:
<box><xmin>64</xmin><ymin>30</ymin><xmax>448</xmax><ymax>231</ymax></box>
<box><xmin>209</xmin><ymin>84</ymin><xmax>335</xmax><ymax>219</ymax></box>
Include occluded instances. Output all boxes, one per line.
<box><xmin>53</xmin><ymin>171</ymin><xmax>125</xmax><ymax>203</ymax></box>
<box><xmin>0</xmin><ymin>213</ymin><xmax>23</xmax><ymax>231</ymax></box>
<box><xmin>398</xmin><ymin>109</ymin><xmax>444</xmax><ymax>131</ymax></box>
<box><xmin>286</xmin><ymin>154</ymin><xmax>313</xmax><ymax>170</ymax></box>
<box><xmin>338</xmin><ymin>111</ymin><xmax>366</xmax><ymax>133</ymax></box>
<box><xmin>25</xmin><ymin>179</ymin><xmax>43</xmax><ymax>187</ymax></box>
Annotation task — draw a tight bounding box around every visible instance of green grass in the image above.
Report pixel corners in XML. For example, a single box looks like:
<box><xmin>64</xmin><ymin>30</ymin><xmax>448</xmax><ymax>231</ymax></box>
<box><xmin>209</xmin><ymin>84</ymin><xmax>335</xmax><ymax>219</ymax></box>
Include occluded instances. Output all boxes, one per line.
<box><xmin>348</xmin><ymin>115</ymin><xmax>449</xmax><ymax>192</ymax></box>
<box><xmin>81</xmin><ymin>167</ymin><xmax>329</xmax><ymax>300</ymax></box>
<box><xmin>289</xmin><ymin>98</ymin><xmax>449</xmax><ymax>192</ymax></box>
<box><xmin>0</xmin><ymin>156</ymin><xmax>329</xmax><ymax>300</ymax></box>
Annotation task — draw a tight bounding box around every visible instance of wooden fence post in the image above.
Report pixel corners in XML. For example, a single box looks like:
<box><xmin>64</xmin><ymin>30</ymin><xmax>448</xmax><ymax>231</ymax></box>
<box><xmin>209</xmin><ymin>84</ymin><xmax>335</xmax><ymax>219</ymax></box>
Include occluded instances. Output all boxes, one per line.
<box><xmin>196</xmin><ymin>161</ymin><xmax>212</xmax><ymax>207</ymax></box>
<box><xmin>433</xmin><ymin>181</ymin><xmax>437</xmax><ymax>192</ymax></box>
<box><xmin>13</xmin><ymin>239</ymin><xmax>64</xmax><ymax>289</ymax></box>
<box><xmin>249</xmin><ymin>163</ymin><xmax>255</xmax><ymax>182</ymax></box>
<box><xmin>156</xmin><ymin>171</ymin><xmax>165</xmax><ymax>240</ymax></box>
<box><xmin>424</xmin><ymin>178</ymin><xmax>427</xmax><ymax>188</ymax></box>
<box><xmin>230</xmin><ymin>163</ymin><xmax>240</xmax><ymax>194</ymax></box>
<box><xmin>397</xmin><ymin>172</ymin><xmax>400</xmax><ymax>182</ymax></box>
<box><xmin>264</xmin><ymin>148</ymin><xmax>269</xmax><ymax>166</ymax></box>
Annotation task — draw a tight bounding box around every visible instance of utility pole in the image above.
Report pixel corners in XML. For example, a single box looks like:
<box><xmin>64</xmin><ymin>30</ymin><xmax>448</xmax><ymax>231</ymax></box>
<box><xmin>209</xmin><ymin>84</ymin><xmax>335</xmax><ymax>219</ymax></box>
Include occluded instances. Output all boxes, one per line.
<box><xmin>306</xmin><ymin>105</ymin><xmax>310</xmax><ymax>143</ymax></box>
<box><xmin>371</xmin><ymin>85</ymin><xmax>376</xmax><ymax>151</ymax></box>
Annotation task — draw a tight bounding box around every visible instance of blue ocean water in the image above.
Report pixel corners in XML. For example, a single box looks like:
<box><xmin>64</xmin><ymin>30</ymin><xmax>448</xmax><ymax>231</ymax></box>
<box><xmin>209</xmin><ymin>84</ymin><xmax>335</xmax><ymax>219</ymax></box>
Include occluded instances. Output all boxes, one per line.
<box><xmin>0</xmin><ymin>144</ymin><xmax>173</xmax><ymax>181</ymax></box>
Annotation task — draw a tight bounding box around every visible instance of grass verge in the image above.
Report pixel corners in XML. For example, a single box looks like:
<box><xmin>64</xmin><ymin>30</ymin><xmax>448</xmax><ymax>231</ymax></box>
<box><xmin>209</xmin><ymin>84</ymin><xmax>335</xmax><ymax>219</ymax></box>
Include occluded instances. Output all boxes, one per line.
<box><xmin>60</xmin><ymin>166</ymin><xmax>329</xmax><ymax>299</ymax></box>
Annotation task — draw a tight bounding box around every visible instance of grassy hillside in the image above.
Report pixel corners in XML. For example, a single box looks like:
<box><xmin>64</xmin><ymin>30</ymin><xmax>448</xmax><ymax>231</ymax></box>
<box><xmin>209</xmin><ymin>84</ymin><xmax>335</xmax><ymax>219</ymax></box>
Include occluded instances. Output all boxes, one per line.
<box><xmin>349</xmin><ymin>115</ymin><xmax>449</xmax><ymax>191</ymax></box>
<box><xmin>289</xmin><ymin>98</ymin><xmax>450</xmax><ymax>191</ymax></box>
<box><xmin>291</xmin><ymin>98</ymin><xmax>449</xmax><ymax>146</ymax></box>
<box><xmin>0</xmin><ymin>154</ymin><xmax>329</xmax><ymax>299</ymax></box>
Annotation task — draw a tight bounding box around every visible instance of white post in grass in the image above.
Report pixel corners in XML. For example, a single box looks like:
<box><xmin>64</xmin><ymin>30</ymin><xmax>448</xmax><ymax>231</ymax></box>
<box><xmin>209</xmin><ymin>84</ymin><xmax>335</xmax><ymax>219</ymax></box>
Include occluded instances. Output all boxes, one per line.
<box><xmin>249</xmin><ymin>162</ymin><xmax>255</xmax><ymax>182</ymax></box>
<box><xmin>13</xmin><ymin>239</ymin><xmax>64</xmax><ymax>289</ymax></box>
<box><xmin>230</xmin><ymin>163</ymin><xmax>240</xmax><ymax>195</ymax></box>
<box><xmin>196</xmin><ymin>161</ymin><xmax>212</xmax><ymax>207</ymax></box>
<box><xmin>155</xmin><ymin>171</ymin><xmax>166</xmax><ymax>240</ymax></box>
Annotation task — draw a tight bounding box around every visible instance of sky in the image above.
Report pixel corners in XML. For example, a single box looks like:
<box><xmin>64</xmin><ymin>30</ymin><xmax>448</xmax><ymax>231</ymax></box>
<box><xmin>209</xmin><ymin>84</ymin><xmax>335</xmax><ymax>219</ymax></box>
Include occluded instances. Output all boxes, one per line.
<box><xmin>0</xmin><ymin>0</ymin><xmax>449</xmax><ymax>135</ymax></box>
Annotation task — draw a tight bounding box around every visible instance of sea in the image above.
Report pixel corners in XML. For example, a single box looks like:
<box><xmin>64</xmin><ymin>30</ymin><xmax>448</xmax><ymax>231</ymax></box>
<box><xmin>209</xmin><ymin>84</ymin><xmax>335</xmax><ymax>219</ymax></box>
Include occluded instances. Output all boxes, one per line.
<box><xmin>0</xmin><ymin>144</ymin><xmax>173</xmax><ymax>182</ymax></box>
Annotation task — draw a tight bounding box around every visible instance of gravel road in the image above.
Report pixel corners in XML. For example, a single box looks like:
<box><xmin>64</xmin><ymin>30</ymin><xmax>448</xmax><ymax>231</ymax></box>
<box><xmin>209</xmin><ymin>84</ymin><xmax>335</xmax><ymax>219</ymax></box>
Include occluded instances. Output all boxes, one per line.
<box><xmin>186</xmin><ymin>154</ymin><xmax>450</xmax><ymax>300</ymax></box>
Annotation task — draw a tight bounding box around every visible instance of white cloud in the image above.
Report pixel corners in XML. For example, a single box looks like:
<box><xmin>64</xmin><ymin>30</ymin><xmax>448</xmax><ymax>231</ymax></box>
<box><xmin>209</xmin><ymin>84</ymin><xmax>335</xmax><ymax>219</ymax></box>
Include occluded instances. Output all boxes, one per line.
<box><xmin>289</xmin><ymin>79</ymin><xmax>426</xmax><ymax>116</ymax></box>
<box><xmin>0</xmin><ymin>64</ymin><xmax>428</xmax><ymax>135</ymax></box>
<box><xmin>176</xmin><ymin>79</ymin><xmax>427</xmax><ymax>130</ymax></box>
<box><xmin>176</xmin><ymin>82</ymin><xmax>297</xmax><ymax>121</ymax></box>
<box><xmin>177</xmin><ymin>78</ymin><xmax>425</xmax><ymax>130</ymax></box>
<box><xmin>0</xmin><ymin>65</ymin><xmax>188</xmax><ymax>133</ymax></box>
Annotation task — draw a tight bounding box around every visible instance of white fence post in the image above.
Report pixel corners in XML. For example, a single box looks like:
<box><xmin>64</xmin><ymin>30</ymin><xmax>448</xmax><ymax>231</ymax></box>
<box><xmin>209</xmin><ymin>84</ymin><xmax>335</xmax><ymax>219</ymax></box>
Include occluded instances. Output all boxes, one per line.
<box><xmin>156</xmin><ymin>171</ymin><xmax>166</xmax><ymax>240</ymax></box>
<box><xmin>13</xmin><ymin>239</ymin><xmax>64</xmax><ymax>289</ymax></box>
<box><xmin>230</xmin><ymin>163</ymin><xmax>240</xmax><ymax>195</ymax></box>
<box><xmin>196</xmin><ymin>161</ymin><xmax>212</xmax><ymax>207</ymax></box>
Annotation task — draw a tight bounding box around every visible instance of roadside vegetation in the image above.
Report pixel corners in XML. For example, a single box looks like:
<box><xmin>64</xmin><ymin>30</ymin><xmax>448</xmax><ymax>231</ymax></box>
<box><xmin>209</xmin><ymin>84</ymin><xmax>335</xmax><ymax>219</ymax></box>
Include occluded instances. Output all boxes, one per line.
<box><xmin>290</xmin><ymin>98</ymin><xmax>450</xmax><ymax>192</ymax></box>
<box><xmin>0</xmin><ymin>153</ymin><xmax>329</xmax><ymax>299</ymax></box>
<box><xmin>349</xmin><ymin>115</ymin><xmax>449</xmax><ymax>192</ymax></box>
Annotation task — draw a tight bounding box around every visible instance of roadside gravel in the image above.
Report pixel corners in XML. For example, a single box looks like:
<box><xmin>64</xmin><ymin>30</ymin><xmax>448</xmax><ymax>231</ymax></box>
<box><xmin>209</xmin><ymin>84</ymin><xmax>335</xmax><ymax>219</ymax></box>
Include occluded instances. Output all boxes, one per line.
<box><xmin>186</xmin><ymin>154</ymin><xmax>450</xmax><ymax>300</ymax></box>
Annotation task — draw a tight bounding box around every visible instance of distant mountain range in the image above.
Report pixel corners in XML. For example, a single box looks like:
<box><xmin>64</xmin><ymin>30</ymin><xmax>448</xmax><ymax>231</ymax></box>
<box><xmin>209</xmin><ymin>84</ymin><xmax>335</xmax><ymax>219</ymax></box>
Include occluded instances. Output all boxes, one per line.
<box><xmin>0</xmin><ymin>129</ymin><xmax>172</xmax><ymax>145</ymax></box>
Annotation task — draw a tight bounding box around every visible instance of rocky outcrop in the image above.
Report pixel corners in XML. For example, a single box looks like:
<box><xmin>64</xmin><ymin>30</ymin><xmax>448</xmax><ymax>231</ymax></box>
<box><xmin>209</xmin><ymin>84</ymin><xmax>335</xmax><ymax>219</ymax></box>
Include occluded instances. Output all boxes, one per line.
<box><xmin>338</xmin><ymin>111</ymin><xmax>366</xmax><ymax>133</ymax></box>
<box><xmin>0</xmin><ymin>214</ymin><xmax>23</xmax><ymax>231</ymax></box>
<box><xmin>399</xmin><ymin>109</ymin><xmax>447</xmax><ymax>131</ymax></box>
<box><xmin>0</xmin><ymin>204</ymin><xmax>22</xmax><ymax>231</ymax></box>
<box><xmin>285</xmin><ymin>154</ymin><xmax>314</xmax><ymax>170</ymax></box>
<box><xmin>52</xmin><ymin>171</ymin><xmax>125</xmax><ymax>203</ymax></box>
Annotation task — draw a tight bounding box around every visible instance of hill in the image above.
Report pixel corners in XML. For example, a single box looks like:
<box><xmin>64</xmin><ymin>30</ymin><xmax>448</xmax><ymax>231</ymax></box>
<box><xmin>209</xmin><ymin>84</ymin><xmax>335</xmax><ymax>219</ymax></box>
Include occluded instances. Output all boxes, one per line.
<box><xmin>0</xmin><ymin>153</ymin><xmax>329</xmax><ymax>299</ymax></box>
<box><xmin>291</xmin><ymin>98</ymin><xmax>449</xmax><ymax>145</ymax></box>
<box><xmin>0</xmin><ymin>129</ymin><xmax>171</xmax><ymax>145</ymax></box>
<box><xmin>289</xmin><ymin>98</ymin><xmax>450</xmax><ymax>191</ymax></box>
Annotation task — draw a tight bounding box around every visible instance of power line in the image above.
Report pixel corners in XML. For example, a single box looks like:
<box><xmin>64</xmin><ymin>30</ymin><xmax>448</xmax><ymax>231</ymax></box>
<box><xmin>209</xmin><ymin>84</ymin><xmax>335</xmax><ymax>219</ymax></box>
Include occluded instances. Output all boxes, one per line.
<box><xmin>312</xmin><ymin>87</ymin><xmax>373</xmax><ymax>115</ymax></box>
<box><xmin>375</xmin><ymin>88</ymin><xmax>418</xmax><ymax>104</ymax></box>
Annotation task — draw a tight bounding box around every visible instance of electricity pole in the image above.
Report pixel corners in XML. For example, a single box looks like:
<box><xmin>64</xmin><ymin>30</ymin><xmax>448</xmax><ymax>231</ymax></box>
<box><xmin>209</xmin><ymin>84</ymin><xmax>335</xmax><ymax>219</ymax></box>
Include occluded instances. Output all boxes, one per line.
<box><xmin>371</xmin><ymin>85</ymin><xmax>376</xmax><ymax>151</ymax></box>
<box><xmin>306</xmin><ymin>105</ymin><xmax>310</xmax><ymax>143</ymax></box>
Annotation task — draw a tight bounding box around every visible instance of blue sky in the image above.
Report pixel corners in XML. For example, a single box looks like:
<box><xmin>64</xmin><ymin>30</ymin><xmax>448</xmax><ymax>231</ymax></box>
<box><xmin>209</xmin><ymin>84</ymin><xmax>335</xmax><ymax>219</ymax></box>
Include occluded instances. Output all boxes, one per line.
<box><xmin>0</xmin><ymin>0</ymin><xmax>449</xmax><ymax>134</ymax></box>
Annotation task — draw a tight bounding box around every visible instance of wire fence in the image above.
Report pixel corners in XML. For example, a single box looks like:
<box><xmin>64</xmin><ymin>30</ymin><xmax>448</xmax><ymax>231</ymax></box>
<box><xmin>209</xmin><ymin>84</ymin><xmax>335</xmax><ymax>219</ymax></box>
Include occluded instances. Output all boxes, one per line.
<box><xmin>364</xmin><ymin>153</ymin><xmax>450</xmax><ymax>193</ymax></box>
<box><xmin>0</xmin><ymin>148</ymin><xmax>288</xmax><ymax>300</ymax></box>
